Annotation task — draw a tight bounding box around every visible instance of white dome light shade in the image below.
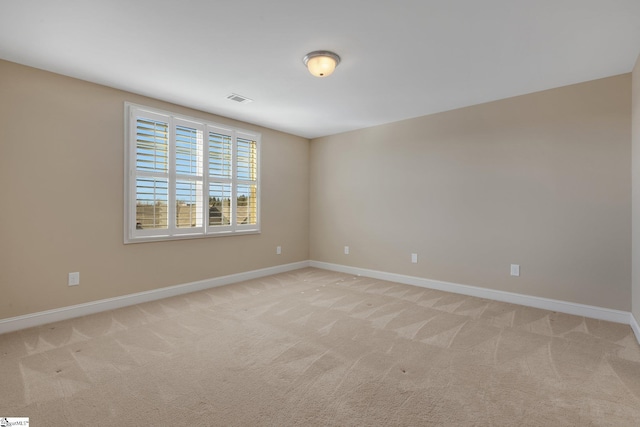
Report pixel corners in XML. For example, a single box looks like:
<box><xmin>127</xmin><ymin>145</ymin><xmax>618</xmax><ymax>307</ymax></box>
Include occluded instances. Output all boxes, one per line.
<box><xmin>303</xmin><ymin>51</ymin><xmax>341</xmax><ymax>77</ymax></box>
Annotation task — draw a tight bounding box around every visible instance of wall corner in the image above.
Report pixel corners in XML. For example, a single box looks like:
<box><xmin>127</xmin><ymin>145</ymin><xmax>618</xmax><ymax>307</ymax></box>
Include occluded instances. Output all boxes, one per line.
<box><xmin>632</xmin><ymin>53</ymin><xmax>640</xmax><ymax>329</ymax></box>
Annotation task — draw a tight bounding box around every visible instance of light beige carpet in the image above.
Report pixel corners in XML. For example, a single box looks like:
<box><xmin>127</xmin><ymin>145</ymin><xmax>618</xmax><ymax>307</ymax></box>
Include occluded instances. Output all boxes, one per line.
<box><xmin>1</xmin><ymin>267</ymin><xmax>640</xmax><ymax>426</ymax></box>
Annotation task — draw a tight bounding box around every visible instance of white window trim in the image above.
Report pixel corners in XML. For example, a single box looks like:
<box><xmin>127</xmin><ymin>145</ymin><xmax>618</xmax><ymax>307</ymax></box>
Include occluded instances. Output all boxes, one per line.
<box><xmin>124</xmin><ymin>102</ymin><xmax>261</xmax><ymax>244</ymax></box>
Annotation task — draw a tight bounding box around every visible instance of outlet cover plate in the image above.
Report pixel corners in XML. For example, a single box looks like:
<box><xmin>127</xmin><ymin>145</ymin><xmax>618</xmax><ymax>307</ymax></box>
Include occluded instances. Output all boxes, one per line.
<box><xmin>510</xmin><ymin>264</ymin><xmax>520</xmax><ymax>277</ymax></box>
<box><xmin>68</xmin><ymin>272</ymin><xmax>80</xmax><ymax>286</ymax></box>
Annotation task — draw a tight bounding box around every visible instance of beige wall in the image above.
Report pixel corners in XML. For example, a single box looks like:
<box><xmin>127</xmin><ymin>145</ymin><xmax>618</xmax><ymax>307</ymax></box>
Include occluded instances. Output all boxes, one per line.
<box><xmin>0</xmin><ymin>60</ymin><xmax>310</xmax><ymax>319</ymax></box>
<box><xmin>0</xmin><ymin>58</ymin><xmax>633</xmax><ymax>320</ymax></box>
<box><xmin>633</xmin><ymin>55</ymin><xmax>640</xmax><ymax>322</ymax></box>
<box><xmin>310</xmin><ymin>75</ymin><xmax>632</xmax><ymax>311</ymax></box>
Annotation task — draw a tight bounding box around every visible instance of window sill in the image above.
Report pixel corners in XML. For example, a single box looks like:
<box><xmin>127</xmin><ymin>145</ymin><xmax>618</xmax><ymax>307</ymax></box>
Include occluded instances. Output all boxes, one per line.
<box><xmin>124</xmin><ymin>228</ymin><xmax>260</xmax><ymax>244</ymax></box>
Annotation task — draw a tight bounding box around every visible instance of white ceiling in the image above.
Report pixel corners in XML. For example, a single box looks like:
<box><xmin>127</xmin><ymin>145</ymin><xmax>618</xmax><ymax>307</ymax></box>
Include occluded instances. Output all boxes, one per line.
<box><xmin>1</xmin><ymin>1</ymin><xmax>639</xmax><ymax>139</ymax></box>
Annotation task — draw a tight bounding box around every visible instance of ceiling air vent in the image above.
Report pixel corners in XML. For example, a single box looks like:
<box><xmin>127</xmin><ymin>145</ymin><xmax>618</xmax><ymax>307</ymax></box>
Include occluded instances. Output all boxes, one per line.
<box><xmin>226</xmin><ymin>93</ymin><xmax>253</xmax><ymax>104</ymax></box>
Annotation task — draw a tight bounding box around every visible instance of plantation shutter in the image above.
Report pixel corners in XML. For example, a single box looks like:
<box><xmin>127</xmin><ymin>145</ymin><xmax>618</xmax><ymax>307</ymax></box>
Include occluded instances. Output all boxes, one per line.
<box><xmin>125</xmin><ymin>103</ymin><xmax>260</xmax><ymax>243</ymax></box>
<box><xmin>236</xmin><ymin>134</ymin><xmax>258</xmax><ymax>228</ymax></box>
<box><xmin>174</xmin><ymin>119</ymin><xmax>204</xmax><ymax>234</ymax></box>
<box><xmin>133</xmin><ymin>111</ymin><xmax>170</xmax><ymax>233</ymax></box>
<box><xmin>207</xmin><ymin>127</ymin><xmax>234</xmax><ymax>231</ymax></box>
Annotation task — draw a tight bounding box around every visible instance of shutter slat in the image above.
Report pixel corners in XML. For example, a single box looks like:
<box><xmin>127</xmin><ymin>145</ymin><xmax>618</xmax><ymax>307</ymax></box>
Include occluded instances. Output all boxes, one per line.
<box><xmin>209</xmin><ymin>132</ymin><xmax>232</xmax><ymax>178</ymax></box>
<box><xmin>175</xmin><ymin>125</ymin><xmax>203</xmax><ymax>176</ymax></box>
<box><xmin>136</xmin><ymin>117</ymin><xmax>168</xmax><ymax>172</ymax></box>
<box><xmin>236</xmin><ymin>137</ymin><xmax>256</xmax><ymax>181</ymax></box>
<box><xmin>209</xmin><ymin>183</ymin><xmax>232</xmax><ymax>226</ymax></box>
<box><xmin>236</xmin><ymin>184</ymin><xmax>257</xmax><ymax>225</ymax></box>
<box><xmin>176</xmin><ymin>179</ymin><xmax>203</xmax><ymax>228</ymax></box>
<box><xmin>135</xmin><ymin>177</ymin><xmax>168</xmax><ymax>229</ymax></box>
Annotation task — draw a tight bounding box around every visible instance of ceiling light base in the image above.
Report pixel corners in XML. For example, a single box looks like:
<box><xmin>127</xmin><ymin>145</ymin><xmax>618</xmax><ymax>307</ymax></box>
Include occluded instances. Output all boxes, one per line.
<box><xmin>303</xmin><ymin>50</ymin><xmax>341</xmax><ymax>78</ymax></box>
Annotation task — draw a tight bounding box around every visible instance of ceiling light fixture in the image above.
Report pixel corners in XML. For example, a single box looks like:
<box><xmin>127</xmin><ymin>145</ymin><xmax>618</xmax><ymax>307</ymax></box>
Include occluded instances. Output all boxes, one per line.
<box><xmin>303</xmin><ymin>50</ymin><xmax>341</xmax><ymax>78</ymax></box>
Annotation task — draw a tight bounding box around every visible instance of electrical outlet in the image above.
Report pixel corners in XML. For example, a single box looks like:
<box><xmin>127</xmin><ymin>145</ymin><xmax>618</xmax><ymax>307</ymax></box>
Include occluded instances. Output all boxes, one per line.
<box><xmin>411</xmin><ymin>253</ymin><xmax>418</xmax><ymax>263</ymax></box>
<box><xmin>276</xmin><ymin>246</ymin><xmax>282</xmax><ymax>255</ymax></box>
<box><xmin>510</xmin><ymin>264</ymin><xmax>520</xmax><ymax>277</ymax></box>
<box><xmin>68</xmin><ymin>272</ymin><xmax>80</xmax><ymax>286</ymax></box>
<box><xmin>344</xmin><ymin>246</ymin><xmax>350</xmax><ymax>255</ymax></box>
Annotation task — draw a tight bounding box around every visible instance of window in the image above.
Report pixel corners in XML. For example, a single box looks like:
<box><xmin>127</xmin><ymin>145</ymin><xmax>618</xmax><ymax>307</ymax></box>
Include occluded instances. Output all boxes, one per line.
<box><xmin>125</xmin><ymin>103</ymin><xmax>260</xmax><ymax>243</ymax></box>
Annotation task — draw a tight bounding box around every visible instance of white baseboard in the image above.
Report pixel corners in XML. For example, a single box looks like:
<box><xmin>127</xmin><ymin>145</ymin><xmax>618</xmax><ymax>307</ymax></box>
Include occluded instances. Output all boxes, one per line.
<box><xmin>3</xmin><ymin>260</ymin><xmax>638</xmax><ymax>342</ymax></box>
<box><xmin>631</xmin><ymin>314</ymin><xmax>640</xmax><ymax>345</ymax></box>
<box><xmin>310</xmin><ymin>261</ymin><xmax>632</xmax><ymax>326</ymax></box>
<box><xmin>0</xmin><ymin>261</ymin><xmax>310</xmax><ymax>335</ymax></box>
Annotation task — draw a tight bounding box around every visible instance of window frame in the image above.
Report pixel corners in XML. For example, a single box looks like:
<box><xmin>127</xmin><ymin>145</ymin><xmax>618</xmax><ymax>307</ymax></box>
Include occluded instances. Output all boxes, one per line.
<box><xmin>124</xmin><ymin>102</ymin><xmax>261</xmax><ymax>244</ymax></box>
